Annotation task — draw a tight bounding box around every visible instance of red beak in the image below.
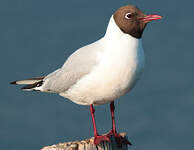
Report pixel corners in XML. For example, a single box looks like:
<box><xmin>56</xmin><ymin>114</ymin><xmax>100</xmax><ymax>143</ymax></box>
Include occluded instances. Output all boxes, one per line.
<box><xmin>139</xmin><ymin>14</ymin><xmax>162</xmax><ymax>22</ymax></box>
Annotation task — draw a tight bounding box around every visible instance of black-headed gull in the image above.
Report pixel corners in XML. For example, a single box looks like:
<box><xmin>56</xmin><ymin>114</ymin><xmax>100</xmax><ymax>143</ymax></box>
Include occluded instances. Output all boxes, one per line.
<box><xmin>11</xmin><ymin>5</ymin><xmax>162</xmax><ymax>146</ymax></box>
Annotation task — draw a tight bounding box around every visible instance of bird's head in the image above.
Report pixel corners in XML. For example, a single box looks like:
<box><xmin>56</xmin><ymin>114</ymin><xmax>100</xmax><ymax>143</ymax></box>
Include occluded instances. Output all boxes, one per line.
<box><xmin>113</xmin><ymin>5</ymin><xmax>162</xmax><ymax>38</ymax></box>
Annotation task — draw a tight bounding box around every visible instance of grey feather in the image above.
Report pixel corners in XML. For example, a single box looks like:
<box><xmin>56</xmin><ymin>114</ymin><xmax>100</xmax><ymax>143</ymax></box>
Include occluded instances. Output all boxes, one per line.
<box><xmin>41</xmin><ymin>39</ymin><xmax>103</xmax><ymax>93</ymax></box>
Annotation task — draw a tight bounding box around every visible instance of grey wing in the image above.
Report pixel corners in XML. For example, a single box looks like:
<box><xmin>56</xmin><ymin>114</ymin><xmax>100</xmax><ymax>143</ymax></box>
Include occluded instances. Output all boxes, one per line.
<box><xmin>41</xmin><ymin>39</ymin><xmax>103</xmax><ymax>93</ymax></box>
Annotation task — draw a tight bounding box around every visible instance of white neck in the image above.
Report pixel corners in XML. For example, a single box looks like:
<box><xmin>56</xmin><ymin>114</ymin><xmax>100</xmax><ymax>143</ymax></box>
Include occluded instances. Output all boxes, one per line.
<box><xmin>104</xmin><ymin>16</ymin><xmax>124</xmax><ymax>38</ymax></box>
<box><xmin>104</xmin><ymin>16</ymin><xmax>142</xmax><ymax>49</ymax></box>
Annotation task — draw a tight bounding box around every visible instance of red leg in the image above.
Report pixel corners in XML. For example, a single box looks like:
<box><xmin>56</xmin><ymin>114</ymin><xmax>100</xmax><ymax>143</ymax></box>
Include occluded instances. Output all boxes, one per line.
<box><xmin>108</xmin><ymin>102</ymin><xmax>132</xmax><ymax>146</ymax></box>
<box><xmin>90</xmin><ymin>104</ymin><xmax>110</xmax><ymax>145</ymax></box>
<box><xmin>110</xmin><ymin>102</ymin><xmax>117</xmax><ymax>133</ymax></box>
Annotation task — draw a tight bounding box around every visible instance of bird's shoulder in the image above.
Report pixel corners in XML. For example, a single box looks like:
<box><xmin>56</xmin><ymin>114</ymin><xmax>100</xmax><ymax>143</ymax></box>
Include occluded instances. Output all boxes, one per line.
<box><xmin>63</xmin><ymin>38</ymin><xmax>104</xmax><ymax>70</ymax></box>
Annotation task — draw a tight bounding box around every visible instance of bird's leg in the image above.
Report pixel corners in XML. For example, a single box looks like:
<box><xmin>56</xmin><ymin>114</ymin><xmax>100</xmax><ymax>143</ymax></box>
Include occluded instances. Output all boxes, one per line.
<box><xmin>90</xmin><ymin>104</ymin><xmax>98</xmax><ymax>136</ymax></box>
<box><xmin>90</xmin><ymin>104</ymin><xmax>110</xmax><ymax>145</ymax></box>
<box><xmin>107</xmin><ymin>102</ymin><xmax>117</xmax><ymax>136</ymax></box>
<box><xmin>107</xmin><ymin>102</ymin><xmax>132</xmax><ymax>146</ymax></box>
<box><xmin>111</xmin><ymin>102</ymin><xmax>117</xmax><ymax>134</ymax></box>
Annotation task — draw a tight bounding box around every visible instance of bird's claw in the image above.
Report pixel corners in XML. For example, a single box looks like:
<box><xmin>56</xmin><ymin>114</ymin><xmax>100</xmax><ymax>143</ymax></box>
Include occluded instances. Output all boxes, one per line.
<box><xmin>94</xmin><ymin>135</ymin><xmax>111</xmax><ymax>145</ymax></box>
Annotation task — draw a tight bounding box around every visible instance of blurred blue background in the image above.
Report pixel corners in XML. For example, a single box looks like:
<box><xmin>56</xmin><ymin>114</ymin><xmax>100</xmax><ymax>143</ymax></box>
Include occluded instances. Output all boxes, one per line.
<box><xmin>1</xmin><ymin>0</ymin><xmax>194</xmax><ymax>150</ymax></box>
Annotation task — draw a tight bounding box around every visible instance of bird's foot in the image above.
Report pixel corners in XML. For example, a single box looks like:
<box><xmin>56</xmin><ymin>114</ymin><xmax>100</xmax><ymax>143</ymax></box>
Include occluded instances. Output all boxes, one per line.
<box><xmin>106</xmin><ymin>130</ymin><xmax>132</xmax><ymax>147</ymax></box>
<box><xmin>94</xmin><ymin>134</ymin><xmax>111</xmax><ymax>145</ymax></box>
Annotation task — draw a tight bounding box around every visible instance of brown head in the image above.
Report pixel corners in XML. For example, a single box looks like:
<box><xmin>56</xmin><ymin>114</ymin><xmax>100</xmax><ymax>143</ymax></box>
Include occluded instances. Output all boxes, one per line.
<box><xmin>113</xmin><ymin>5</ymin><xmax>162</xmax><ymax>39</ymax></box>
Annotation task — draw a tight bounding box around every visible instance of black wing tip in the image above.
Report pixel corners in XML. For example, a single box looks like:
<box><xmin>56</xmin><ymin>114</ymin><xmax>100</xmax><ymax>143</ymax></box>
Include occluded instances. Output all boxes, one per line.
<box><xmin>10</xmin><ymin>81</ymin><xmax>17</xmax><ymax>85</ymax></box>
<box><xmin>21</xmin><ymin>86</ymin><xmax>28</xmax><ymax>90</ymax></box>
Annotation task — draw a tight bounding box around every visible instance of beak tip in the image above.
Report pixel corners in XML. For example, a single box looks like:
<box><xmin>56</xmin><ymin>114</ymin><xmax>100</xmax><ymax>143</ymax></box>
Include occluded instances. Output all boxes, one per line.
<box><xmin>139</xmin><ymin>14</ymin><xmax>163</xmax><ymax>22</ymax></box>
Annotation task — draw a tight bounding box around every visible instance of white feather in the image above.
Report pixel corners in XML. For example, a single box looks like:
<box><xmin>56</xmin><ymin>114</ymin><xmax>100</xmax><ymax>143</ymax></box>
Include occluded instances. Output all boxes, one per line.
<box><xmin>60</xmin><ymin>16</ymin><xmax>145</xmax><ymax>105</ymax></box>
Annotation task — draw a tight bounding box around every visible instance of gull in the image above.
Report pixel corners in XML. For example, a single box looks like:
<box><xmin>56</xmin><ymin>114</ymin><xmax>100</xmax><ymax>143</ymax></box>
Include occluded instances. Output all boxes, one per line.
<box><xmin>11</xmin><ymin>5</ymin><xmax>162</xmax><ymax>146</ymax></box>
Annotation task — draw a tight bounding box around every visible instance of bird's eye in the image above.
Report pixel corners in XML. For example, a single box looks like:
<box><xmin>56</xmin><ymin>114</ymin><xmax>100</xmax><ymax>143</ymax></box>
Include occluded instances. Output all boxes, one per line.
<box><xmin>125</xmin><ymin>13</ymin><xmax>132</xmax><ymax>19</ymax></box>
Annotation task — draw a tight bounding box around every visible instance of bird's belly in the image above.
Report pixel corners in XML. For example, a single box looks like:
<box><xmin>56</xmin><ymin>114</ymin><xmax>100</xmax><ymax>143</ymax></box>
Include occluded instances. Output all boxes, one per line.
<box><xmin>61</xmin><ymin>48</ymin><xmax>145</xmax><ymax>105</ymax></box>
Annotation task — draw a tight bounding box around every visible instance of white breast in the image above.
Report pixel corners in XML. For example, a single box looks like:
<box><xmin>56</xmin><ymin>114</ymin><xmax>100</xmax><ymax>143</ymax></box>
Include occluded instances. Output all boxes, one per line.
<box><xmin>60</xmin><ymin>17</ymin><xmax>145</xmax><ymax>105</ymax></box>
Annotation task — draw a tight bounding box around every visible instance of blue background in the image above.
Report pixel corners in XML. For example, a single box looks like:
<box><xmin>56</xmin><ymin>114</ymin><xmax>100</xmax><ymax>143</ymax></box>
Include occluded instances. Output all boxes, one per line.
<box><xmin>1</xmin><ymin>0</ymin><xmax>194</xmax><ymax>150</ymax></box>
